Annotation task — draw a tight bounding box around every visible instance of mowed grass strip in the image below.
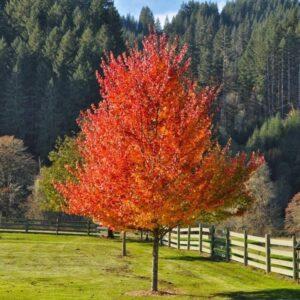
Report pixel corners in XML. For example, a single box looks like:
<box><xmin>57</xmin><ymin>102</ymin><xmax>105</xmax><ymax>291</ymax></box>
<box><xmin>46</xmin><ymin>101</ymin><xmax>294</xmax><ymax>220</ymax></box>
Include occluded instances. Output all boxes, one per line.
<box><xmin>0</xmin><ymin>233</ymin><xmax>299</xmax><ymax>299</ymax></box>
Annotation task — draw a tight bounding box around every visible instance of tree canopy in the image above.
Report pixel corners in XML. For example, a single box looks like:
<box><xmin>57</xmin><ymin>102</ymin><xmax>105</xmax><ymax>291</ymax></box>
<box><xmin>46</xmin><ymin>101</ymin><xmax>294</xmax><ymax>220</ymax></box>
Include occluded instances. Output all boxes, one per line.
<box><xmin>0</xmin><ymin>136</ymin><xmax>37</xmax><ymax>217</ymax></box>
<box><xmin>37</xmin><ymin>136</ymin><xmax>80</xmax><ymax>212</ymax></box>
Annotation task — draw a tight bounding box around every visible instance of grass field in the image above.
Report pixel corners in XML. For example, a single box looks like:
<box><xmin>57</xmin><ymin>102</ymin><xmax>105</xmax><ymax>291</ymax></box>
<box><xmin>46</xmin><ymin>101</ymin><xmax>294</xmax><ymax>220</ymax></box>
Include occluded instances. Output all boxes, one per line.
<box><xmin>0</xmin><ymin>233</ymin><xmax>299</xmax><ymax>299</ymax></box>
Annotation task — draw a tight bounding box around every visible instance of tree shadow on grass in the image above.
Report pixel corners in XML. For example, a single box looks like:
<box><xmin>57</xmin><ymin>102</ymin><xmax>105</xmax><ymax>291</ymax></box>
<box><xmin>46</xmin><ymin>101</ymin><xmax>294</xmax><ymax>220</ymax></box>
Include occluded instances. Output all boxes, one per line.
<box><xmin>162</xmin><ymin>255</ymin><xmax>223</xmax><ymax>262</ymax></box>
<box><xmin>215</xmin><ymin>289</ymin><xmax>300</xmax><ymax>300</ymax></box>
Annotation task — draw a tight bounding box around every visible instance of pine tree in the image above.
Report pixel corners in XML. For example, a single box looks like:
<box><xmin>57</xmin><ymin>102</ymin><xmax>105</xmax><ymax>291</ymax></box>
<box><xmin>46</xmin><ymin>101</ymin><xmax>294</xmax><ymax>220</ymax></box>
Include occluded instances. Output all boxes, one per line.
<box><xmin>0</xmin><ymin>38</ymin><xmax>11</xmax><ymax>118</ymax></box>
<box><xmin>43</xmin><ymin>27</ymin><xmax>61</xmax><ymax>63</ymax></box>
<box><xmin>154</xmin><ymin>18</ymin><xmax>162</xmax><ymax>32</ymax></box>
<box><xmin>37</xmin><ymin>79</ymin><xmax>61</xmax><ymax>160</ymax></box>
<box><xmin>138</xmin><ymin>6</ymin><xmax>155</xmax><ymax>34</ymax></box>
<box><xmin>55</xmin><ymin>30</ymin><xmax>76</xmax><ymax>75</ymax></box>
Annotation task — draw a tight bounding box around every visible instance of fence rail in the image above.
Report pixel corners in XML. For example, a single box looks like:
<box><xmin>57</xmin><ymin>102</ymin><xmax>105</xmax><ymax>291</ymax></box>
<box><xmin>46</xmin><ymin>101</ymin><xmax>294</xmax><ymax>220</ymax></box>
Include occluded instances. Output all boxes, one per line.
<box><xmin>162</xmin><ymin>225</ymin><xmax>300</xmax><ymax>281</ymax></box>
<box><xmin>0</xmin><ymin>218</ymin><xmax>106</xmax><ymax>236</ymax></box>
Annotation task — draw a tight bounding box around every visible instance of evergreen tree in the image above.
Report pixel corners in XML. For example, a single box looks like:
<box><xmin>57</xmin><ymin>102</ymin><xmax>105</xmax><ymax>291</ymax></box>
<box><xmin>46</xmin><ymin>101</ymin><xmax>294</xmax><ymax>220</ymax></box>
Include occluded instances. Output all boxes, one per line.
<box><xmin>0</xmin><ymin>38</ymin><xmax>11</xmax><ymax>122</ymax></box>
<box><xmin>154</xmin><ymin>18</ymin><xmax>162</xmax><ymax>32</ymax></box>
<box><xmin>138</xmin><ymin>6</ymin><xmax>154</xmax><ymax>34</ymax></box>
<box><xmin>37</xmin><ymin>79</ymin><xmax>62</xmax><ymax>161</ymax></box>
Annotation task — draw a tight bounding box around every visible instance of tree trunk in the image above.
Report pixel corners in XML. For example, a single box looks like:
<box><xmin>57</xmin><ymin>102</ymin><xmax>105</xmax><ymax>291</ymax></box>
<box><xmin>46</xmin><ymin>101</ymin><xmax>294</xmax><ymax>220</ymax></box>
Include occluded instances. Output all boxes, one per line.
<box><xmin>122</xmin><ymin>231</ymin><xmax>127</xmax><ymax>256</ymax></box>
<box><xmin>281</xmin><ymin>49</ymin><xmax>284</xmax><ymax>117</ymax></box>
<box><xmin>287</xmin><ymin>49</ymin><xmax>291</xmax><ymax>106</ymax></box>
<box><xmin>145</xmin><ymin>231</ymin><xmax>149</xmax><ymax>241</ymax></box>
<box><xmin>271</xmin><ymin>53</ymin><xmax>274</xmax><ymax>113</ymax></box>
<box><xmin>152</xmin><ymin>229</ymin><xmax>160</xmax><ymax>292</ymax></box>
<box><xmin>266</xmin><ymin>58</ymin><xmax>270</xmax><ymax>116</ymax></box>
<box><xmin>107</xmin><ymin>228</ymin><xmax>114</xmax><ymax>238</ymax></box>
<box><xmin>298</xmin><ymin>63</ymin><xmax>300</xmax><ymax>109</ymax></box>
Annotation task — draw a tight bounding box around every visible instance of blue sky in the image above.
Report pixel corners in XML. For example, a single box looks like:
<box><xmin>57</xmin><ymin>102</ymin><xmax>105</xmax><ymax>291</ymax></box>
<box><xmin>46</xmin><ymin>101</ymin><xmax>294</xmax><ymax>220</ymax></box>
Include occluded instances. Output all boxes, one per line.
<box><xmin>114</xmin><ymin>0</ymin><xmax>226</xmax><ymax>25</ymax></box>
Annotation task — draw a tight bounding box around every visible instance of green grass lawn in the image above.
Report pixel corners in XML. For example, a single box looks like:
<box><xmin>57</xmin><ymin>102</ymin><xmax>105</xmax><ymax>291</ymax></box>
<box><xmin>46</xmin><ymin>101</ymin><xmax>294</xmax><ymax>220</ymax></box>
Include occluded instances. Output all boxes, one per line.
<box><xmin>0</xmin><ymin>233</ymin><xmax>299</xmax><ymax>299</ymax></box>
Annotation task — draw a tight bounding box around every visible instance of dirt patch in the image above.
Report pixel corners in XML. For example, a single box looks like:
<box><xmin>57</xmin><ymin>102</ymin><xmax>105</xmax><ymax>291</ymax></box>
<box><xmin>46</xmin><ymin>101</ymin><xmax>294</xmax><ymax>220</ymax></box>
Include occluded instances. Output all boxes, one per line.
<box><xmin>125</xmin><ymin>287</ymin><xmax>203</xmax><ymax>298</ymax></box>
<box><xmin>103</xmin><ymin>264</ymin><xmax>130</xmax><ymax>275</ymax></box>
<box><xmin>176</xmin><ymin>269</ymin><xmax>197</xmax><ymax>278</ymax></box>
<box><xmin>134</xmin><ymin>275</ymin><xmax>150</xmax><ymax>280</ymax></box>
<box><xmin>159</xmin><ymin>279</ymin><xmax>173</xmax><ymax>286</ymax></box>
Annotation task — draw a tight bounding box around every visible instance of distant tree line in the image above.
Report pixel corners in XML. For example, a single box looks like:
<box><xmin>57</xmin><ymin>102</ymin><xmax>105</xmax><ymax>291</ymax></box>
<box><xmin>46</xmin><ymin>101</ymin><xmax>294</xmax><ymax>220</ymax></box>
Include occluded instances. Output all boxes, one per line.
<box><xmin>0</xmin><ymin>0</ymin><xmax>124</xmax><ymax>160</ymax></box>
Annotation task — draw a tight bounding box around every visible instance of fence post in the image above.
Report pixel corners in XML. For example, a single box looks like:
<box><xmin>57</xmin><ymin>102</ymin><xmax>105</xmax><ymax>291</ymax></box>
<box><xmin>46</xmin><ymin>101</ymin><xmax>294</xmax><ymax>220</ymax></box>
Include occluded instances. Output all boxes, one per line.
<box><xmin>225</xmin><ymin>228</ymin><xmax>230</xmax><ymax>262</ymax></box>
<box><xmin>199</xmin><ymin>223</ymin><xmax>202</xmax><ymax>253</ymax></box>
<box><xmin>160</xmin><ymin>234</ymin><xmax>163</xmax><ymax>246</ymax></box>
<box><xmin>187</xmin><ymin>226</ymin><xmax>191</xmax><ymax>251</ymax></box>
<box><xmin>292</xmin><ymin>235</ymin><xmax>298</xmax><ymax>281</ymax></box>
<box><xmin>168</xmin><ymin>230</ymin><xmax>171</xmax><ymax>247</ymax></box>
<box><xmin>87</xmin><ymin>220</ymin><xmax>90</xmax><ymax>236</ymax></box>
<box><xmin>244</xmin><ymin>230</ymin><xmax>248</xmax><ymax>266</ymax></box>
<box><xmin>177</xmin><ymin>225</ymin><xmax>180</xmax><ymax>250</ymax></box>
<box><xmin>56</xmin><ymin>217</ymin><xmax>59</xmax><ymax>235</ymax></box>
<box><xmin>265</xmin><ymin>234</ymin><xmax>271</xmax><ymax>273</ymax></box>
<box><xmin>210</xmin><ymin>225</ymin><xmax>215</xmax><ymax>258</ymax></box>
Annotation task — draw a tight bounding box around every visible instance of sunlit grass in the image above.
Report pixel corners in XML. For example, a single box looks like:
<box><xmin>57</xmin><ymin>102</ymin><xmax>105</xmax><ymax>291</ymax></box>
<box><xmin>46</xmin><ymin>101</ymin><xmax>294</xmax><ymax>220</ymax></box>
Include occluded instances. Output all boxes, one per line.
<box><xmin>0</xmin><ymin>233</ymin><xmax>299</xmax><ymax>299</ymax></box>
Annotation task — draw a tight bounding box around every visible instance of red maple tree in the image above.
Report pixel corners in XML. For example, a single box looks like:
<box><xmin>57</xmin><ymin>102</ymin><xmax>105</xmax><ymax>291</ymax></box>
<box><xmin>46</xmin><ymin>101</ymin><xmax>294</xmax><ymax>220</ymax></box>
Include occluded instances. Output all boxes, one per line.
<box><xmin>56</xmin><ymin>34</ymin><xmax>263</xmax><ymax>292</ymax></box>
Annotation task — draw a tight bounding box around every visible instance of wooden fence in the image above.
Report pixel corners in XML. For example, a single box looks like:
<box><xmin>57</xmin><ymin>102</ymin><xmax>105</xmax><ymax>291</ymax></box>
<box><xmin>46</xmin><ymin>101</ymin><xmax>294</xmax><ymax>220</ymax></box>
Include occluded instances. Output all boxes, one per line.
<box><xmin>0</xmin><ymin>218</ymin><xmax>105</xmax><ymax>236</ymax></box>
<box><xmin>162</xmin><ymin>225</ymin><xmax>299</xmax><ymax>281</ymax></box>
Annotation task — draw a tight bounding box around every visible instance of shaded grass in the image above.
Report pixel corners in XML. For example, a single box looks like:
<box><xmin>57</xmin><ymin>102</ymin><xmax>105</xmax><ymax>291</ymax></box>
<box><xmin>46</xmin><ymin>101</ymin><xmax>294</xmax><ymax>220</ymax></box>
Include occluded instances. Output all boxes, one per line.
<box><xmin>0</xmin><ymin>233</ymin><xmax>299</xmax><ymax>299</ymax></box>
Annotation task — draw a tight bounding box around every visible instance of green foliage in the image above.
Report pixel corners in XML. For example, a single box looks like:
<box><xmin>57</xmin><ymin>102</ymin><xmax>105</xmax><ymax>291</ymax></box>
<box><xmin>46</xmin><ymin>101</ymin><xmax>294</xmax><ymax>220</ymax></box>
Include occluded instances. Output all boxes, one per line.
<box><xmin>121</xmin><ymin>7</ymin><xmax>155</xmax><ymax>47</ymax></box>
<box><xmin>246</xmin><ymin>110</ymin><xmax>300</xmax><ymax>227</ymax></box>
<box><xmin>0</xmin><ymin>0</ymin><xmax>124</xmax><ymax>159</ymax></box>
<box><xmin>165</xmin><ymin>1</ymin><xmax>220</xmax><ymax>78</ymax></box>
<box><xmin>138</xmin><ymin>6</ymin><xmax>154</xmax><ymax>35</ymax></box>
<box><xmin>247</xmin><ymin>114</ymin><xmax>284</xmax><ymax>150</ymax></box>
<box><xmin>38</xmin><ymin>136</ymin><xmax>79</xmax><ymax>212</ymax></box>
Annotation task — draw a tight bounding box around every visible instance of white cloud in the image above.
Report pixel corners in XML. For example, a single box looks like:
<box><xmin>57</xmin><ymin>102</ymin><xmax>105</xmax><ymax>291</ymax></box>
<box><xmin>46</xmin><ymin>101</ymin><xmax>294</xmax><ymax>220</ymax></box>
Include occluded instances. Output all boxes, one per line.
<box><xmin>155</xmin><ymin>11</ymin><xmax>177</xmax><ymax>27</ymax></box>
<box><xmin>154</xmin><ymin>1</ymin><xmax>227</xmax><ymax>27</ymax></box>
<box><xmin>217</xmin><ymin>1</ymin><xmax>226</xmax><ymax>12</ymax></box>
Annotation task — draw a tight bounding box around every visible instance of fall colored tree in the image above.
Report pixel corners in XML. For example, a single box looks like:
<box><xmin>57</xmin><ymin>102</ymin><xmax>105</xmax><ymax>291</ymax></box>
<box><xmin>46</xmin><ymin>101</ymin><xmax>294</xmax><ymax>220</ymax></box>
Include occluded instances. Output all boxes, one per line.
<box><xmin>56</xmin><ymin>33</ymin><xmax>263</xmax><ymax>292</ymax></box>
